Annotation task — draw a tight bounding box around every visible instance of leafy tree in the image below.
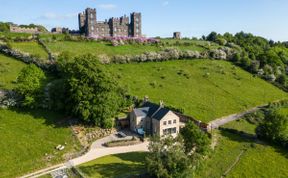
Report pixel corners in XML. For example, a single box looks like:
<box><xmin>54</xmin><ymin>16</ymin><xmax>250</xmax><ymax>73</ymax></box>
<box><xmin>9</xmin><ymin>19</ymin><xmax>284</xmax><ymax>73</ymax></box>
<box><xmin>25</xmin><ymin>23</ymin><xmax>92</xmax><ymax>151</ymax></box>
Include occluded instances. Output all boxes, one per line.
<box><xmin>206</xmin><ymin>32</ymin><xmax>218</xmax><ymax>42</ymax></box>
<box><xmin>146</xmin><ymin>136</ymin><xmax>191</xmax><ymax>178</ymax></box>
<box><xmin>276</xmin><ymin>74</ymin><xmax>287</xmax><ymax>85</ymax></box>
<box><xmin>0</xmin><ymin>22</ymin><xmax>10</xmax><ymax>32</ymax></box>
<box><xmin>16</xmin><ymin>64</ymin><xmax>46</xmax><ymax>107</ymax></box>
<box><xmin>256</xmin><ymin>110</ymin><xmax>288</xmax><ymax>147</ymax></box>
<box><xmin>63</xmin><ymin>54</ymin><xmax>130</xmax><ymax>128</ymax></box>
<box><xmin>180</xmin><ymin>121</ymin><xmax>211</xmax><ymax>155</ymax></box>
<box><xmin>48</xmin><ymin>79</ymin><xmax>69</xmax><ymax>111</ymax></box>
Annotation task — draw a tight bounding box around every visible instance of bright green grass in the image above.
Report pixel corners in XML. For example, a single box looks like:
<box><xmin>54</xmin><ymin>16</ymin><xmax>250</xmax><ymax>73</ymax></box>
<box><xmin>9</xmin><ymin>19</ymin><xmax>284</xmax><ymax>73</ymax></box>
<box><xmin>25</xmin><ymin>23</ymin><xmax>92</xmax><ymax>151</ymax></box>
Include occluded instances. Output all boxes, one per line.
<box><xmin>276</xmin><ymin>107</ymin><xmax>288</xmax><ymax>116</ymax></box>
<box><xmin>0</xmin><ymin>32</ymin><xmax>33</xmax><ymax>39</ymax></box>
<box><xmin>227</xmin><ymin>143</ymin><xmax>288</xmax><ymax>178</ymax></box>
<box><xmin>45</xmin><ymin>41</ymin><xmax>206</xmax><ymax>58</ymax></box>
<box><xmin>46</xmin><ymin>41</ymin><xmax>161</xmax><ymax>57</ymax></box>
<box><xmin>0</xmin><ymin>109</ymin><xmax>81</xmax><ymax>177</ymax></box>
<box><xmin>77</xmin><ymin>152</ymin><xmax>147</xmax><ymax>178</ymax></box>
<box><xmin>221</xmin><ymin>119</ymin><xmax>257</xmax><ymax>135</ymax></box>
<box><xmin>195</xmin><ymin>119</ymin><xmax>288</xmax><ymax>178</ymax></box>
<box><xmin>106</xmin><ymin>60</ymin><xmax>287</xmax><ymax>122</ymax></box>
<box><xmin>195</xmin><ymin>130</ymin><xmax>288</xmax><ymax>178</ymax></box>
<box><xmin>11</xmin><ymin>41</ymin><xmax>49</xmax><ymax>61</ymax></box>
<box><xmin>0</xmin><ymin>54</ymin><xmax>27</xmax><ymax>89</ymax></box>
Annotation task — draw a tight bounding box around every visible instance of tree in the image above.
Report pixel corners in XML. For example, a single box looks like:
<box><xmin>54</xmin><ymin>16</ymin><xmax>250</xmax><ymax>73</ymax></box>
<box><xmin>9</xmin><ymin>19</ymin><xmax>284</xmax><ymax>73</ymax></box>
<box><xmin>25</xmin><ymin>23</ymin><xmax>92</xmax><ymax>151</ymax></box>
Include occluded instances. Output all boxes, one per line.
<box><xmin>146</xmin><ymin>136</ymin><xmax>191</xmax><ymax>178</ymax></box>
<box><xmin>63</xmin><ymin>54</ymin><xmax>130</xmax><ymax>128</ymax></box>
<box><xmin>16</xmin><ymin>64</ymin><xmax>46</xmax><ymax>107</ymax></box>
<box><xmin>180</xmin><ymin>121</ymin><xmax>211</xmax><ymax>155</ymax></box>
<box><xmin>256</xmin><ymin>110</ymin><xmax>288</xmax><ymax>147</ymax></box>
<box><xmin>206</xmin><ymin>32</ymin><xmax>218</xmax><ymax>42</ymax></box>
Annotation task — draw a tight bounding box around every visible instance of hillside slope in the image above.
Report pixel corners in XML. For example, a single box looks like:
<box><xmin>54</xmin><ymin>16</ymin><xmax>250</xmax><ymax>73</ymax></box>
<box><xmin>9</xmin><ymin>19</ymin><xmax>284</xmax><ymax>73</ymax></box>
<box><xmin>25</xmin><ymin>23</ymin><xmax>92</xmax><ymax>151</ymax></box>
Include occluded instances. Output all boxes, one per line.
<box><xmin>107</xmin><ymin>59</ymin><xmax>287</xmax><ymax>122</ymax></box>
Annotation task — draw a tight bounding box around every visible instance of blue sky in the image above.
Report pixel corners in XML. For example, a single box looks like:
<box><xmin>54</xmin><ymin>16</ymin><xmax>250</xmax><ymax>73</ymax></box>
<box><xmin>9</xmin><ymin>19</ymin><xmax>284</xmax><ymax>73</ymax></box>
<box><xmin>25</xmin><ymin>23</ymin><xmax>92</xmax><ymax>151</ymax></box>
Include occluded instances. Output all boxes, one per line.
<box><xmin>1</xmin><ymin>0</ymin><xmax>288</xmax><ymax>41</ymax></box>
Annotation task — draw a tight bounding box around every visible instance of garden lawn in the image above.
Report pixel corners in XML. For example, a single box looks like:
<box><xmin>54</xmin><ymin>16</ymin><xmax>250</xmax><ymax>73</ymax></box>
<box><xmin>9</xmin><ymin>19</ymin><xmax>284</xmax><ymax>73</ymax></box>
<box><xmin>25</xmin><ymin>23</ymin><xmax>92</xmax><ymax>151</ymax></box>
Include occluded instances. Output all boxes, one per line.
<box><xmin>0</xmin><ymin>109</ymin><xmax>81</xmax><ymax>177</ymax></box>
<box><xmin>77</xmin><ymin>152</ymin><xmax>147</xmax><ymax>178</ymax></box>
<box><xmin>0</xmin><ymin>54</ymin><xmax>27</xmax><ymax>89</ymax></box>
<box><xmin>11</xmin><ymin>41</ymin><xmax>49</xmax><ymax>61</ymax></box>
<box><xmin>106</xmin><ymin>59</ymin><xmax>287</xmax><ymax>122</ymax></box>
<box><xmin>195</xmin><ymin>120</ymin><xmax>288</xmax><ymax>178</ymax></box>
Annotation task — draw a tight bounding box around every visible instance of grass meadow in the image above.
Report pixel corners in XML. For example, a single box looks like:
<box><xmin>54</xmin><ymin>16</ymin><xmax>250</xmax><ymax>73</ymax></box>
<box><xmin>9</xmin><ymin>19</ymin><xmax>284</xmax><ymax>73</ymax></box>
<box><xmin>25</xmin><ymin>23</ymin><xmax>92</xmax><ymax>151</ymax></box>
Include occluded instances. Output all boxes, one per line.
<box><xmin>78</xmin><ymin>152</ymin><xmax>147</xmax><ymax>178</ymax></box>
<box><xmin>44</xmin><ymin>40</ymin><xmax>207</xmax><ymax>57</ymax></box>
<box><xmin>11</xmin><ymin>41</ymin><xmax>49</xmax><ymax>61</ymax></box>
<box><xmin>106</xmin><ymin>59</ymin><xmax>287</xmax><ymax>122</ymax></box>
<box><xmin>195</xmin><ymin>118</ymin><xmax>288</xmax><ymax>178</ymax></box>
<box><xmin>0</xmin><ymin>54</ymin><xmax>27</xmax><ymax>89</ymax></box>
<box><xmin>0</xmin><ymin>109</ymin><xmax>81</xmax><ymax>177</ymax></box>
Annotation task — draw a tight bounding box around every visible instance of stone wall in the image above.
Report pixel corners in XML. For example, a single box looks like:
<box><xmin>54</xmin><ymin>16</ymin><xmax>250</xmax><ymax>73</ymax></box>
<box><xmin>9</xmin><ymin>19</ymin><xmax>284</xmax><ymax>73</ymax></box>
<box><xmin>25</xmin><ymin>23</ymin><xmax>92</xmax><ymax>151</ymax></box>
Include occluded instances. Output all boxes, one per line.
<box><xmin>10</xmin><ymin>25</ymin><xmax>39</xmax><ymax>34</ymax></box>
<box><xmin>78</xmin><ymin>8</ymin><xmax>141</xmax><ymax>37</ymax></box>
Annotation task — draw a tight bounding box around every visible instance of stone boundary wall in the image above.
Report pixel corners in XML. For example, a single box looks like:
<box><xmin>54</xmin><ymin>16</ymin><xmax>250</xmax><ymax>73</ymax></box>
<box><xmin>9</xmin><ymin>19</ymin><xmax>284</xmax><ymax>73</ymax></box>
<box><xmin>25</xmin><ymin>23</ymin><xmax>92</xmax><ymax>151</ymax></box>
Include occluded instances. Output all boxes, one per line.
<box><xmin>0</xmin><ymin>45</ymin><xmax>55</xmax><ymax>70</ymax></box>
<box><xmin>98</xmin><ymin>47</ymin><xmax>237</xmax><ymax>64</ymax></box>
<box><xmin>37</xmin><ymin>38</ymin><xmax>56</xmax><ymax>62</ymax></box>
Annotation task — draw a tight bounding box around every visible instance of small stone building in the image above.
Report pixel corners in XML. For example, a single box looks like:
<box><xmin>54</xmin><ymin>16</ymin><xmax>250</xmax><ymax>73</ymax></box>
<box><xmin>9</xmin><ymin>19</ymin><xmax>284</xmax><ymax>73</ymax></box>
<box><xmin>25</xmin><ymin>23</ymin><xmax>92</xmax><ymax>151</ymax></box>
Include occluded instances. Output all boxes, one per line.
<box><xmin>10</xmin><ymin>25</ymin><xmax>39</xmax><ymax>34</ymax></box>
<box><xmin>129</xmin><ymin>101</ymin><xmax>180</xmax><ymax>137</ymax></box>
<box><xmin>173</xmin><ymin>32</ymin><xmax>181</xmax><ymax>39</ymax></box>
<box><xmin>51</xmin><ymin>27</ymin><xmax>69</xmax><ymax>34</ymax></box>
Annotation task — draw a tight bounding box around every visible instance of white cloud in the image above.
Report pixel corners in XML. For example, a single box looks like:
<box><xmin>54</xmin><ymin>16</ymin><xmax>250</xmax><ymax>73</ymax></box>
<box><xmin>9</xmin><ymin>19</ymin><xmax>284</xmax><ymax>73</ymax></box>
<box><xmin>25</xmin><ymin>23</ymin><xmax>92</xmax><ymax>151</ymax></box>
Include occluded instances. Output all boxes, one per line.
<box><xmin>38</xmin><ymin>12</ymin><xmax>77</xmax><ymax>20</ymax></box>
<box><xmin>98</xmin><ymin>4</ymin><xmax>117</xmax><ymax>10</ymax></box>
<box><xmin>162</xmin><ymin>1</ymin><xmax>169</xmax><ymax>7</ymax></box>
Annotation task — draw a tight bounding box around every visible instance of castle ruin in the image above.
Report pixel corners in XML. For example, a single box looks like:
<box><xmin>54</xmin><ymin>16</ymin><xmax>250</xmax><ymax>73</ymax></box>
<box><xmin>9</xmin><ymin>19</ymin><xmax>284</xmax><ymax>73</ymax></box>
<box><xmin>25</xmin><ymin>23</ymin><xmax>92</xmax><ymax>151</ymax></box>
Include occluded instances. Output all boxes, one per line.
<box><xmin>10</xmin><ymin>24</ymin><xmax>40</xmax><ymax>34</ymax></box>
<box><xmin>78</xmin><ymin>8</ymin><xmax>142</xmax><ymax>37</ymax></box>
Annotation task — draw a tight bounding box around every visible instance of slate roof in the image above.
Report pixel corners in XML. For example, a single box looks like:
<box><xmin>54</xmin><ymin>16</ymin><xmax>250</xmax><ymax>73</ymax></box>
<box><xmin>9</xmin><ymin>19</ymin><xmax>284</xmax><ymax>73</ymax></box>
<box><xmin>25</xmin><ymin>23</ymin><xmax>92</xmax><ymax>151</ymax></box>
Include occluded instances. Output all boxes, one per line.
<box><xmin>142</xmin><ymin>102</ymin><xmax>161</xmax><ymax>117</ymax></box>
<box><xmin>135</xmin><ymin>102</ymin><xmax>172</xmax><ymax>121</ymax></box>
<box><xmin>152</xmin><ymin>107</ymin><xmax>170</xmax><ymax>121</ymax></box>
<box><xmin>134</xmin><ymin>107</ymin><xmax>149</xmax><ymax>117</ymax></box>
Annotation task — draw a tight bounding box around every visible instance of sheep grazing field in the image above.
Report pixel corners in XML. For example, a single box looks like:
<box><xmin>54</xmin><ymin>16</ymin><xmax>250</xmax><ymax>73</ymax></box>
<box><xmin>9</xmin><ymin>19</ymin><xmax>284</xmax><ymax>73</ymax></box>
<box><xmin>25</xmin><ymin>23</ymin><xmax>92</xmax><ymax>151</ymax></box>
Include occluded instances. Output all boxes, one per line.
<box><xmin>0</xmin><ymin>109</ymin><xmax>81</xmax><ymax>178</ymax></box>
<box><xmin>106</xmin><ymin>59</ymin><xmax>287</xmax><ymax>122</ymax></box>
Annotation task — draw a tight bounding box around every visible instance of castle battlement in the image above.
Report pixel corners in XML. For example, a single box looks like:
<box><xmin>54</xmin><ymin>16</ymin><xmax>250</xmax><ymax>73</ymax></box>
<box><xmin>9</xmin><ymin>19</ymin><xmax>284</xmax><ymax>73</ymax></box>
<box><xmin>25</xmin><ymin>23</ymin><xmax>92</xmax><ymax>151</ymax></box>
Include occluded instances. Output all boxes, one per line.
<box><xmin>78</xmin><ymin>8</ymin><xmax>142</xmax><ymax>37</ymax></box>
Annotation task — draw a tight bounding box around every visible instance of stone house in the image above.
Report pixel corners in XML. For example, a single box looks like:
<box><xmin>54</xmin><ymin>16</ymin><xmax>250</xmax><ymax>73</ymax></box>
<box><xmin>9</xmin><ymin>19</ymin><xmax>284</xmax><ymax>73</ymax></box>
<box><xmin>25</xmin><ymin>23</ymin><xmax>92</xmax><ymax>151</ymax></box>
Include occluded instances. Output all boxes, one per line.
<box><xmin>129</xmin><ymin>100</ymin><xmax>180</xmax><ymax>137</ymax></box>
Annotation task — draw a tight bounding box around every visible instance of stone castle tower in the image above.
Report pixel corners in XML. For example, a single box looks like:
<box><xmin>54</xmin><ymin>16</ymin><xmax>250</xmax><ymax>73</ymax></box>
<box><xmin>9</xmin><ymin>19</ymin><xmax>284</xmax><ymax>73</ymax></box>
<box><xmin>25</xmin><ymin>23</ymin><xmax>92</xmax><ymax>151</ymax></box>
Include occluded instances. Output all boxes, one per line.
<box><xmin>78</xmin><ymin>8</ymin><xmax>142</xmax><ymax>37</ymax></box>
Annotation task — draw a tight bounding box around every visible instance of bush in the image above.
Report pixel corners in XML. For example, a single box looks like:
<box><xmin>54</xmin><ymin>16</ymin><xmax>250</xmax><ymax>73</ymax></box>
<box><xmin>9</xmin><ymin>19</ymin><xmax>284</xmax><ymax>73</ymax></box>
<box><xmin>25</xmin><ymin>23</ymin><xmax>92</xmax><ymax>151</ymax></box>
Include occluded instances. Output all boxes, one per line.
<box><xmin>256</xmin><ymin>109</ymin><xmax>288</xmax><ymax>148</ymax></box>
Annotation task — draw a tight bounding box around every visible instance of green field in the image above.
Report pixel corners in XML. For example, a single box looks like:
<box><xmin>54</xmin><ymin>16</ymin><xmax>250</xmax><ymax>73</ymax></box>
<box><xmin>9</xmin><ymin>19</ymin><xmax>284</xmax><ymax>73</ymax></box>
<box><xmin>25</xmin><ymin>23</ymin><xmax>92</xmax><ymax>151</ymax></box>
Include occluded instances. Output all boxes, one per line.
<box><xmin>0</xmin><ymin>109</ymin><xmax>81</xmax><ymax>177</ymax></box>
<box><xmin>44</xmin><ymin>40</ymin><xmax>206</xmax><ymax>58</ymax></box>
<box><xmin>11</xmin><ymin>41</ymin><xmax>49</xmax><ymax>61</ymax></box>
<box><xmin>195</xmin><ymin>120</ymin><xmax>288</xmax><ymax>178</ymax></box>
<box><xmin>0</xmin><ymin>54</ymin><xmax>27</xmax><ymax>89</ymax></box>
<box><xmin>106</xmin><ymin>60</ymin><xmax>287</xmax><ymax>122</ymax></box>
<box><xmin>77</xmin><ymin>152</ymin><xmax>147</xmax><ymax>178</ymax></box>
<box><xmin>0</xmin><ymin>32</ymin><xmax>33</xmax><ymax>39</ymax></box>
<box><xmin>221</xmin><ymin>119</ymin><xmax>257</xmax><ymax>135</ymax></box>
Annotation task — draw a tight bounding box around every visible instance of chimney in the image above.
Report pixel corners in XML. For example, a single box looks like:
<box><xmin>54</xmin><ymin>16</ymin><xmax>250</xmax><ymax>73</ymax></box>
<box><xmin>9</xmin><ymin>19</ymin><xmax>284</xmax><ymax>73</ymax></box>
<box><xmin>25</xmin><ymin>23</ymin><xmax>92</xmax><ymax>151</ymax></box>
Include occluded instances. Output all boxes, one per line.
<box><xmin>159</xmin><ymin>100</ymin><xmax>164</xmax><ymax>108</ymax></box>
<box><xmin>143</xmin><ymin>96</ymin><xmax>149</xmax><ymax>104</ymax></box>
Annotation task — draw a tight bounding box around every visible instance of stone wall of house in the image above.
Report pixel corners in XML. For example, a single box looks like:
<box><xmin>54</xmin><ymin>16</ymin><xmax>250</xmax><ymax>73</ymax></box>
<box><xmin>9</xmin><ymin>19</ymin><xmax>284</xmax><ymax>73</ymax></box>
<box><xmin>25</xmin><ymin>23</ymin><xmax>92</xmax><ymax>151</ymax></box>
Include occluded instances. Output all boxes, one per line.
<box><xmin>158</xmin><ymin>111</ymin><xmax>180</xmax><ymax>137</ymax></box>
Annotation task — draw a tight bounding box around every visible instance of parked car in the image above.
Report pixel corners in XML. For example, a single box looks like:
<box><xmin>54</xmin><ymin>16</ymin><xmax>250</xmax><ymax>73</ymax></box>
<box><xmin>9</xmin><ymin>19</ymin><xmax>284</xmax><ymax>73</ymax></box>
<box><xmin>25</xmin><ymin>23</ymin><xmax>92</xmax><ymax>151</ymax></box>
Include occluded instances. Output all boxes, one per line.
<box><xmin>116</xmin><ymin>131</ymin><xmax>127</xmax><ymax>138</ymax></box>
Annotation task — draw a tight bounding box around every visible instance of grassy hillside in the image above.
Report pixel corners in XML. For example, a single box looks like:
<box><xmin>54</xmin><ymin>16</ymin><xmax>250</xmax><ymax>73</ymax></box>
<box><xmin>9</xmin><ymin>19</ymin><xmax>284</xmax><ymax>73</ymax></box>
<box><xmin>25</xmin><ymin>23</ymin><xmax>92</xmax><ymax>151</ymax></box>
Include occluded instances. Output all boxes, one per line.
<box><xmin>0</xmin><ymin>109</ymin><xmax>81</xmax><ymax>177</ymax></box>
<box><xmin>195</xmin><ymin>119</ymin><xmax>288</xmax><ymax>178</ymax></box>
<box><xmin>78</xmin><ymin>152</ymin><xmax>146</xmax><ymax>178</ymax></box>
<box><xmin>11</xmin><ymin>41</ymin><xmax>49</xmax><ymax>61</ymax></box>
<box><xmin>44</xmin><ymin>41</ymin><xmax>206</xmax><ymax>58</ymax></box>
<box><xmin>106</xmin><ymin>60</ymin><xmax>287</xmax><ymax>122</ymax></box>
<box><xmin>0</xmin><ymin>54</ymin><xmax>27</xmax><ymax>89</ymax></box>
